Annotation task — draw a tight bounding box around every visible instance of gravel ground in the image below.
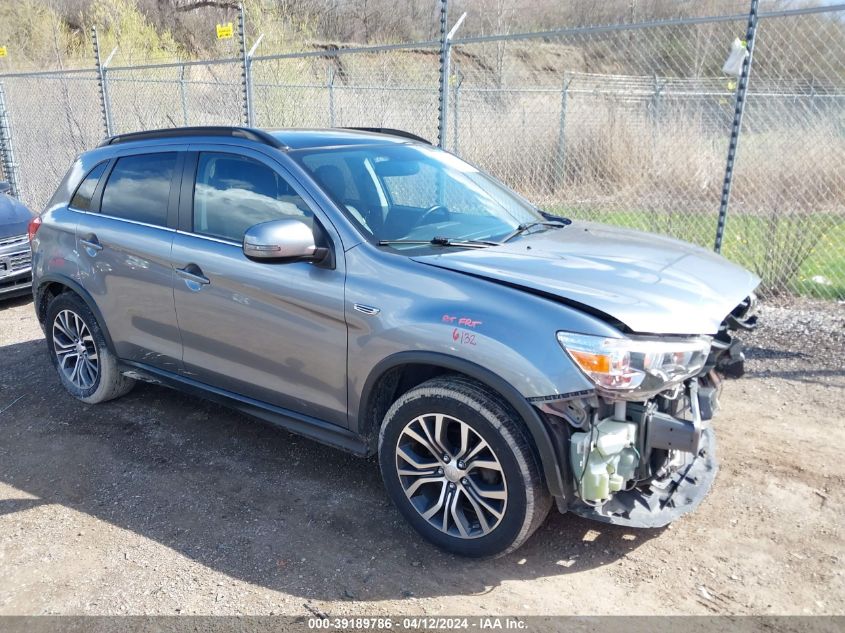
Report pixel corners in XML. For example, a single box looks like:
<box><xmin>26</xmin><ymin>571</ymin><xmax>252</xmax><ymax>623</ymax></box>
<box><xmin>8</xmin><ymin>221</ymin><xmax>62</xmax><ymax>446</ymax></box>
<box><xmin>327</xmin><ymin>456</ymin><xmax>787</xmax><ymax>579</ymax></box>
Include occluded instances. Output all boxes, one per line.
<box><xmin>743</xmin><ymin>297</ymin><xmax>844</xmax><ymax>385</ymax></box>
<box><xmin>0</xmin><ymin>295</ymin><xmax>842</xmax><ymax>616</ymax></box>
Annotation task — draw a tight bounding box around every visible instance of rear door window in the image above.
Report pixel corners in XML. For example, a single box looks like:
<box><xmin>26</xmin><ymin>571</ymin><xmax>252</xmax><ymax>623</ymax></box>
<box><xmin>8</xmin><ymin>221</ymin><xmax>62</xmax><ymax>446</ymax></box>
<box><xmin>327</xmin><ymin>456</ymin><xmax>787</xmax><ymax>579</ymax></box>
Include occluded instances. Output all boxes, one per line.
<box><xmin>69</xmin><ymin>162</ymin><xmax>108</xmax><ymax>211</ymax></box>
<box><xmin>100</xmin><ymin>153</ymin><xmax>177</xmax><ymax>226</ymax></box>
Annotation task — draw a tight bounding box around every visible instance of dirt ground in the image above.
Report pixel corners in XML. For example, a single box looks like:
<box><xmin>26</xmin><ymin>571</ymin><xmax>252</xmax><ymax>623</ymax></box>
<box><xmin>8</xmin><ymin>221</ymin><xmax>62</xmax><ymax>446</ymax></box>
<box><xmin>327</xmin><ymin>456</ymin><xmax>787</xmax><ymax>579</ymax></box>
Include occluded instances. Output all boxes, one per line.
<box><xmin>0</xmin><ymin>294</ymin><xmax>842</xmax><ymax>616</ymax></box>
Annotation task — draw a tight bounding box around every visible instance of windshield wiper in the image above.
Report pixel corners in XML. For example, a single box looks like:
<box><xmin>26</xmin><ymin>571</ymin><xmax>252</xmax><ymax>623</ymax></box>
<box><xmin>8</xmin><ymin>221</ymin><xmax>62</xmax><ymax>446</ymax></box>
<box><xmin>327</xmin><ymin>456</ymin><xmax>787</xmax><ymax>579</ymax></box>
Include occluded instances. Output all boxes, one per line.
<box><xmin>501</xmin><ymin>218</ymin><xmax>571</xmax><ymax>243</ymax></box>
<box><xmin>378</xmin><ymin>236</ymin><xmax>498</xmax><ymax>249</ymax></box>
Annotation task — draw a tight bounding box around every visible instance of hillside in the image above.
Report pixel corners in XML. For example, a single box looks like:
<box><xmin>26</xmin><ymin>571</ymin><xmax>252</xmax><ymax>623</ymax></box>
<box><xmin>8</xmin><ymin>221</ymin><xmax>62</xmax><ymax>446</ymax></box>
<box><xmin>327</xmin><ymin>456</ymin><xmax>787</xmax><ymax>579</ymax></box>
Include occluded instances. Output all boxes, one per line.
<box><xmin>0</xmin><ymin>0</ymin><xmax>827</xmax><ymax>72</ymax></box>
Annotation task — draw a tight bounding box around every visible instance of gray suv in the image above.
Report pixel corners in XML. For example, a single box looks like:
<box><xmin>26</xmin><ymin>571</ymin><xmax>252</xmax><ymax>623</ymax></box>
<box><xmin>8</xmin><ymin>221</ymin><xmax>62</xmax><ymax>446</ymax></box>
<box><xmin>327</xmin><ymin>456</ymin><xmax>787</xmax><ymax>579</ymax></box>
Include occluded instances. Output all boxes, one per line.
<box><xmin>30</xmin><ymin>127</ymin><xmax>759</xmax><ymax>557</ymax></box>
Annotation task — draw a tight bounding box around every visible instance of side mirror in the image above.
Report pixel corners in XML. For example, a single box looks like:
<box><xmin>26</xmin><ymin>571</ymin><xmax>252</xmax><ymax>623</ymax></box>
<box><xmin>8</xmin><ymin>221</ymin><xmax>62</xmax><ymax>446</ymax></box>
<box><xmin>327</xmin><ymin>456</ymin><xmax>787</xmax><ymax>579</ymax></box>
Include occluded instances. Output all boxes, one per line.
<box><xmin>243</xmin><ymin>218</ymin><xmax>329</xmax><ymax>263</ymax></box>
<box><xmin>0</xmin><ymin>181</ymin><xmax>10</xmax><ymax>195</ymax></box>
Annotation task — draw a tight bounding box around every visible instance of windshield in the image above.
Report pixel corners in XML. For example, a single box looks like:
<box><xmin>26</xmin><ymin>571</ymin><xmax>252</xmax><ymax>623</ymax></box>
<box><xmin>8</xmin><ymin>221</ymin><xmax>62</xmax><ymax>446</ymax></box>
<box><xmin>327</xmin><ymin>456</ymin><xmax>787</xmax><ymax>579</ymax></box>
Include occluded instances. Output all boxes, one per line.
<box><xmin>293</xmin><ymin>144</ymin><xmax>544</xmax><ymax>248</ymax></box>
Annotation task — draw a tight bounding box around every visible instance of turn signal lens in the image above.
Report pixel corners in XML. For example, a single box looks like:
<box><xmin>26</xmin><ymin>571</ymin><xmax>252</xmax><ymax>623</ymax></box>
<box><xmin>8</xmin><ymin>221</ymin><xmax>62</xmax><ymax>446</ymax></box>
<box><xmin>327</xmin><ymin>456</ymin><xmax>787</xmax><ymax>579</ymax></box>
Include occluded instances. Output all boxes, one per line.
<box><xmin>27</xmin><ymin>215</ymin><xmax>42</xmax><ymax>242</ymax></box>
<box><xmin>568</xmin><ymin>349</ymin><xmax>611</xmax><ymax>374</ymax></box>
<box><xmin>557</xmin><ymin>331</ymin><xmax>711</xmax><ymax>399</ymax></box>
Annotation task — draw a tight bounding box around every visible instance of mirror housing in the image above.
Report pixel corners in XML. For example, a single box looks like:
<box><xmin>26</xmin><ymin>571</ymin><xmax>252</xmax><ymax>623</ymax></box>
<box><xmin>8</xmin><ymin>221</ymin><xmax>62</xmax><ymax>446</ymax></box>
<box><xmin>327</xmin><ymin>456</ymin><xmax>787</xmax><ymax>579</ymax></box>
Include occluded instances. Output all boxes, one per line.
<box><xmin>243</xmin><ymin>218</ymin><xmax>329</xmax><ymax>264</ymax></box>
<box><xmin>0</xmin><ymin>181</ymin><xmax>10</xmax><ymax>195</ymax></box>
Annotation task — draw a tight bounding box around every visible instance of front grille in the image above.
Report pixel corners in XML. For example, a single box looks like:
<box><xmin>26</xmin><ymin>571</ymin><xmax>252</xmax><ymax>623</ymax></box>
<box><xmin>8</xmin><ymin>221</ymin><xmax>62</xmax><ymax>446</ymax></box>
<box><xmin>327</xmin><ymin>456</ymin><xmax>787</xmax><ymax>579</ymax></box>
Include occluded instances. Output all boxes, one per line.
<box><xmin>0</xmin><ymin>248</ymin><xmax>31</xmax><ymax>277</ymax></box>
<box><xmin>0</xmin><ymin>273</ymin><xmax>31</xmax><ymax>292</ymax></box>
<box><xmin>0</xmin><ymin>234</ymin><xmax>27</xmax><ymax>248</ymax></box>
<box><xmin>9</xmin><ymin>251</ymin><xmax>31</xmax><ymax>271</ymax></box>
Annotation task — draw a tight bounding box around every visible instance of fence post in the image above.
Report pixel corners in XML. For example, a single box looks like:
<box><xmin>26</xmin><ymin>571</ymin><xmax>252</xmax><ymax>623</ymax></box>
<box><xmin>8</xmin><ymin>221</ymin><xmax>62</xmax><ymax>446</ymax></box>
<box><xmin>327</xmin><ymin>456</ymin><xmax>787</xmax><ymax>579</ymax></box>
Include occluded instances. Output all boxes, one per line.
<box><xmin>0</xmin><ymin>83</ymin><xmax>21</xmax><ymax>199</ymax></box>
<box><xmin>328</xmin><ymin>67</ymin><xmax>336</xmax><ymax>127</ymax></box>
<box><xmin>650</xmin><ymin>74</ymin><xmax>664</xmax><ymax>125</ymax></box>
<box><xmin>808</xmin><ymin>76</ymin><xmax>817</xmax><ymax>115</ymax></box>
<box><xmin>452</xmin><ymin>62</ymin><xmax>461</xmax><ymax>153</ymax></box>
<box><xmin>179</xmin><ymin>64</ymin><xmax>189</xmax><ymax>126</ymax></box>
<box><xmin>714</xmin><ymin>0</ymin><xmax>759</xmax><ymax>253</ymax></box>
<box><xmin>555</xmin><ymin>72</ymin><xmax>571</xmax><ymax>189</ymax></box>
<box><xmin>436</xmin><ymin>0</ymin><xmax>450</xmax><ymax>148</ymax></box>
<box><xmin>238</xmin><ymin>3</ymin><xmax>251</xmax><ymax>126</ymax></box>
<box><xmin>650</xmin><ymin>74</ymin><xmax>664</xmax><ymax>198</ymax></box>
<box><xmin>92</xmin><ymin>27</ymin><xmax>113</xmax><ymax>137</ymax></box>
<box><xmin>437</xmin><ymin>7</ymin><xmax>467</xmax><ymax>148</ymax></box>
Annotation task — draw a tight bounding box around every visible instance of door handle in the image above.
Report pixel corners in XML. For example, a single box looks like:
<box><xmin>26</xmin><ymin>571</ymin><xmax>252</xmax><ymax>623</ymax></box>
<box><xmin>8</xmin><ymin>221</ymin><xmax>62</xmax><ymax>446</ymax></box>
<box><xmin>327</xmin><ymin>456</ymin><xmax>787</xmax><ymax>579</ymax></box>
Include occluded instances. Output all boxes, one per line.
<box><xmin>79</xmin><ymin>234</ymin><xmax>103</xmax><ymax>253</ymax></box>
<box><xmin>176</xmin><ymin>264</ymin><xmax>210</xmax><ymax>286</ymax></box>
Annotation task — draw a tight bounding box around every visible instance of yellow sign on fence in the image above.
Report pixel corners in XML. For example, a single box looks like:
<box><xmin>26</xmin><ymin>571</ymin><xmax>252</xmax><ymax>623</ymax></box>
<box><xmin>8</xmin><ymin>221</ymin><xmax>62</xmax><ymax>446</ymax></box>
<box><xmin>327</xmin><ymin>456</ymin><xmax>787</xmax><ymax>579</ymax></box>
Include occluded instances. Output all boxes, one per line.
<box><xmin>216</xmin><ymin>23</ymin><xmax>233</xmax><ymax>40</ymax></box>
<box><xmin>0</xmin><ymin>46</ymin><xmax>7</xmax><ymax>58</ymax></box>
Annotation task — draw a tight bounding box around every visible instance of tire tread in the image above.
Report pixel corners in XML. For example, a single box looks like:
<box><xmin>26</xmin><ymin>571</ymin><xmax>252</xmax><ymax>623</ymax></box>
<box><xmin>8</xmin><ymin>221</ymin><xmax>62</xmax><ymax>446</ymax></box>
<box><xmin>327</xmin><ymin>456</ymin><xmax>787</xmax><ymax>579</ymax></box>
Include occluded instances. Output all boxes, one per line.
<box><xmin>45</xmin><ymin>291</ymin><xmax>134</xmax><ymax>404</ymax></box>
<box><xmin>379</xmin><ymin>374</ymin><xmax>551</xmax><ymax>557</ymax></box>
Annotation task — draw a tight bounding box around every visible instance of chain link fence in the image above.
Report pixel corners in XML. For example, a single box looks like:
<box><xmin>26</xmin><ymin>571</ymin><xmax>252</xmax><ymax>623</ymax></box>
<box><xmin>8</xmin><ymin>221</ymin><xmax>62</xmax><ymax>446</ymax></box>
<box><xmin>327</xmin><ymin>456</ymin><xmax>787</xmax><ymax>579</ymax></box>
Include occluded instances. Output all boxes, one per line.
<box><xmin>0</xmin><ymin>69</ymin><xmax>103</xmax><ymax>213</ymax></box>
<box><xmin>250</xmin><ymin>42</ymin><xmax>441</xmax><ymax>140</ymax></box>
<box><xmin>0</xmin><ymin>2</ymin><xmax>842</xmax><ymax>300</ymax></box>
<box><xmin>105</xmin><ymin>59</ymin><xmax>245</xmax><ymax>134</ymax></box>
<box><xmin>727</xmin><ymin>9</ymin><xmax>845</xmax><ymax>299</ymax></box>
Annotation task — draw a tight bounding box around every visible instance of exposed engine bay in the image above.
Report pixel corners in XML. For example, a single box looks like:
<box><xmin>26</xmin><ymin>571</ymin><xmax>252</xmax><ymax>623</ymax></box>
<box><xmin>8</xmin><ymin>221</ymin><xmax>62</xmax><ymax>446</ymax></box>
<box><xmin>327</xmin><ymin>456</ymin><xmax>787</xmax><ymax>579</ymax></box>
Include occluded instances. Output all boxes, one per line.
<box><xmin>541</xmin><ymin>295</ymin><xmax>758</xmax><ymax>527</ymax></box>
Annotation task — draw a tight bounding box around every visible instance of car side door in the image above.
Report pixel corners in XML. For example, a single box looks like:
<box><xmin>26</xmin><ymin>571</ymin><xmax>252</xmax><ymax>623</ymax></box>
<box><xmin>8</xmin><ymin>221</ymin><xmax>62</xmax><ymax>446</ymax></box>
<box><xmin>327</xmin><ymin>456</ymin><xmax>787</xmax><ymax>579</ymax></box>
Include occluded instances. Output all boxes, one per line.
<box><xmin>73</xmin><ymin>146</ymin><xmax>185</xmax><ymax>371</ymax></box>
<box><xmin>170</xmin><ymin>146</ymin><xmax>348</xmax><ymax>427</ymax></box>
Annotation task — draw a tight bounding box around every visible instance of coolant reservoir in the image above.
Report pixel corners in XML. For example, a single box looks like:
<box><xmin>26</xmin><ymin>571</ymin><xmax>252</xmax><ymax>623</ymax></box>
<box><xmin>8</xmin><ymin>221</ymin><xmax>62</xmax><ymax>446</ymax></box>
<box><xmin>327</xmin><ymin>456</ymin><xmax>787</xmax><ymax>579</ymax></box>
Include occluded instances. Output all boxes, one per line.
<box><xmin>570</xmin><ymin>418</ymin><xmax>639</xmax><ymax>503</ymax></box>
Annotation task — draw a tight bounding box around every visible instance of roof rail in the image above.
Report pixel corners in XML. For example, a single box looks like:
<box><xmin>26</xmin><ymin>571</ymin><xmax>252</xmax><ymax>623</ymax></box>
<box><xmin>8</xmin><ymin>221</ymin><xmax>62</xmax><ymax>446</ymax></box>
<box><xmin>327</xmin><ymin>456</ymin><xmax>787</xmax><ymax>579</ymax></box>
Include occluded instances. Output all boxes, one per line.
<box><xmin>342</xmin><ymin>127</ymin><xmax>432</xmax><ymax>145</ymax></box>
<box><xmin>100</xmin><ymin>126</ymin><xmax>287</xmax><ymax>149</ymax></box>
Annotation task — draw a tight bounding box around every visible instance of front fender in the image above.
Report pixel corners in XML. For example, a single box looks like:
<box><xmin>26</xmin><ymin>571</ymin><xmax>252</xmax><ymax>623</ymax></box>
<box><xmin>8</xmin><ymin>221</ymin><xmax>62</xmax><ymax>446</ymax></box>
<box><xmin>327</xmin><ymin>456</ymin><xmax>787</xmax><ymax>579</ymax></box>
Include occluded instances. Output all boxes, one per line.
<box><xmin>360</xmin><ymin>351</ymin><xmax>569</xmax><ymax>496</ymax></box>
<box><xmin>346</xmin><ymin>244</ymin><xmax>623</xmax><ymax>497</ymax></box>
<box><xmin>345</xmin><ymin>245</ymin><xmax>617</xmax><ymax>407</ymax></box>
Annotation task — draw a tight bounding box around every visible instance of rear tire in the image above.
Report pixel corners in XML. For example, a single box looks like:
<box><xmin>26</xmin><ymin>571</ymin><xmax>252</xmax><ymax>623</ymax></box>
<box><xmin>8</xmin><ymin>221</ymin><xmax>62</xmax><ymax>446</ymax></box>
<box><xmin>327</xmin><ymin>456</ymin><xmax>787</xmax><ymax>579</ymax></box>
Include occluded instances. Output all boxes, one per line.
<box><xmin>379</xmin><ymin>375</ymin><xmax>551</xmax><ymax>558</ymax></box>
<box><xmin>45</xmin><ymin>292</ymin><xmax>134</xmax><ymax>404</ymax></box>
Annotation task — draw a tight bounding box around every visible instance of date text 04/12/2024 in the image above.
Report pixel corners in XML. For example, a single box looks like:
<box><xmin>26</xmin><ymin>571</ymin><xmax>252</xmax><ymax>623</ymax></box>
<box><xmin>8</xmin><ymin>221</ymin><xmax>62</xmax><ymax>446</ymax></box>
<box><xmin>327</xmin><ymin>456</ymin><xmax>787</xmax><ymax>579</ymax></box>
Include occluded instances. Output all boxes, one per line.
<box><xmin>307</xmin><ymin>617</ymin><xmax>528</xmax><ymax>629</ymax></box>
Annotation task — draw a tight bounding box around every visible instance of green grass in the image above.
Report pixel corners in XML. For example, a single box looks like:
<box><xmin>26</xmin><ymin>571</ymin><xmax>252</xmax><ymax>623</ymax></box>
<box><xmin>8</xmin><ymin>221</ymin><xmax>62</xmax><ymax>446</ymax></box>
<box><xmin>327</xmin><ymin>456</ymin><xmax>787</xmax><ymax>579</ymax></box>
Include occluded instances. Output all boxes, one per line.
<box><xmin>545</xmin><ymin>207</ymin><xmax>845</xmax><ymax>300</ymax></box>
<box><xmin>796</xmin><ymin>221</ymin><xmax>845</xmax><ymax>299</ymax></box>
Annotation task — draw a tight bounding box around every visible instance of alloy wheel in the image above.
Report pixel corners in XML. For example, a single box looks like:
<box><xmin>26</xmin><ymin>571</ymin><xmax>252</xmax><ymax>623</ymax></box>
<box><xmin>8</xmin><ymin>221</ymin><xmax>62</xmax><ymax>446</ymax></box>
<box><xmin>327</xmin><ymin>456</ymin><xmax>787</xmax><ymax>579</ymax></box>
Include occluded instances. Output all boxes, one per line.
<box><xmin>52</xmin><ymin>309</ymin><xmax>99</xmax><ymax>390</ymax></box>
<box><xmin>396</xmin><ymin>413</ymin><xmax>508</xmax><ymax>539</ymax></box>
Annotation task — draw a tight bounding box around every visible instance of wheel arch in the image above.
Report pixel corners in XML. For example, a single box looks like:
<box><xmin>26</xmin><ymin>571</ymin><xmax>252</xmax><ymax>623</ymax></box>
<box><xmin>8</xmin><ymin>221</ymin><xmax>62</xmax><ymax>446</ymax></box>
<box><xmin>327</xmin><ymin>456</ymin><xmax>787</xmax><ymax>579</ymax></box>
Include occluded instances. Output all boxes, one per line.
<box><xmin>35</xmin><ymin>274</ymin><xmax>116</xmax><ymax>354</ymax></box>
<box><xmin>357</xmin><ymin>351</ymin><xmax>565</xmax><ymax>497</ymax></box>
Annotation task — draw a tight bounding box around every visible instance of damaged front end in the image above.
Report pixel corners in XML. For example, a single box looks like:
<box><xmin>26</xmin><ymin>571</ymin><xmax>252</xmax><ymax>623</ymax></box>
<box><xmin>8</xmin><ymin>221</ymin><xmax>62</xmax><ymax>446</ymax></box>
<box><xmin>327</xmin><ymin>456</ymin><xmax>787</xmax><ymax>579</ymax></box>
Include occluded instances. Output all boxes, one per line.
<box><xmin>538</xmin><ymin>295</ymin><xmax>757</xmax><ymax>527</ymax></box>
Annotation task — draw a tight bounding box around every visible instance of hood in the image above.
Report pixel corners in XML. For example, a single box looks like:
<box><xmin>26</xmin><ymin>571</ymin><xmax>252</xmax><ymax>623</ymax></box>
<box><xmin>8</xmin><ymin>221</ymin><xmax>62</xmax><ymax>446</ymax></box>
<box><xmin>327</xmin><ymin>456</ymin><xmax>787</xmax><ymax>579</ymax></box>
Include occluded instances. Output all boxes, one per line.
<box><xmin>411</xmin><ymin>221</ymin><xmax>760</xmax><ymax>336</ymax></box>
<box><xmin>0</xmin><ymin>194</ymin><xmax>35</xmax><ymax>238</ymax></box>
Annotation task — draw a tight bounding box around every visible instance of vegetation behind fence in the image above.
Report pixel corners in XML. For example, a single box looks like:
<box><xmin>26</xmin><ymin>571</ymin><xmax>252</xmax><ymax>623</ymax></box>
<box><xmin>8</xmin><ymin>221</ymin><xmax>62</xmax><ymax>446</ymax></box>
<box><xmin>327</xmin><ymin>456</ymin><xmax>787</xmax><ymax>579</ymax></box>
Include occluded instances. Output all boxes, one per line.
<box><xmin>0</xmin><ymin>1</ymin><xmax>843</xmax><ymax>300</ymax></box>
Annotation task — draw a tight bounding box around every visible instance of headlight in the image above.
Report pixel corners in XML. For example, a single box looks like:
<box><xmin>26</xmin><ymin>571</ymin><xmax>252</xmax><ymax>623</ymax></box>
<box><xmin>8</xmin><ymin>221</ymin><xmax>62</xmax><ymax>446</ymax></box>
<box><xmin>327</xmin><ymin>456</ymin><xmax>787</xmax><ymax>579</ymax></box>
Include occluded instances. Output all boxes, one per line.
<box><xmin>556</xmin><ymin>332</ymin><xmax>711</xmax><ymax>399</ymax></box>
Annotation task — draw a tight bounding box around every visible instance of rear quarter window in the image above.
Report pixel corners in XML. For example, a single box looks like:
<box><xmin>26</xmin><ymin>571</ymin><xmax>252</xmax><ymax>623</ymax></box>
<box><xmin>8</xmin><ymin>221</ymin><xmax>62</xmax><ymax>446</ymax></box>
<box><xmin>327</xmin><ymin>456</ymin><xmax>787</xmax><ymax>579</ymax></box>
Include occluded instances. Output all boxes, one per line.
<box><xmin>100</xmin><ymin>153</ymin><xmax>177</xmax><ymax>226</ymax></box>
<box><xmin>69</xmin><ymin>162</ymin><xmax>108</xmax><ymax>211</ymax></box>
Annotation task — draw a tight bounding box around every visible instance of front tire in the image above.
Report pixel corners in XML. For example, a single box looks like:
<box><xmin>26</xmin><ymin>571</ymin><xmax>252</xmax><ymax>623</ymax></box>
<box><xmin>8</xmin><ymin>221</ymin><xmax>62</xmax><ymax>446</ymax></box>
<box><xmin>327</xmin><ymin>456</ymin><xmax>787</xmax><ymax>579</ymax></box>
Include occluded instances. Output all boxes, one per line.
<box><xmin>45</xmin><ymin>292</ymin><xmax>134</xmax><ymax>404</ymax></box>
<box><xmin>379</xmin><ymin>375</ymin><xmax>551</xmax><ymax>558</ymax></box>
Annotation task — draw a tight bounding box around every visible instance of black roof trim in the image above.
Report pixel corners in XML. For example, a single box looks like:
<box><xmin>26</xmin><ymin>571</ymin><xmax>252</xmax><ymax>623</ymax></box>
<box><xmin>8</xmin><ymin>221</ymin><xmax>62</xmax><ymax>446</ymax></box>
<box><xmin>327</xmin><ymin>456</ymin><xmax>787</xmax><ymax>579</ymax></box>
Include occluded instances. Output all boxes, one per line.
<box><xmin>100</xmin><ymin>126</ymin><xmax>288</xmax><ymax>149</ymax></box>
<box><xmin>341</xmin><ymin>127</ymin><xmax>432</xmax><ymax>145</ymax></box>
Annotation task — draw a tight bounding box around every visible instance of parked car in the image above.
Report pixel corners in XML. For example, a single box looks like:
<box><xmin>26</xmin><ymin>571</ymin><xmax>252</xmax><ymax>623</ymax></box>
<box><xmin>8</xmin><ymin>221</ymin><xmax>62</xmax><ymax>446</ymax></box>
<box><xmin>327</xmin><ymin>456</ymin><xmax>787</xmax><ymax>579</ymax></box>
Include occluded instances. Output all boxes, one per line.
<box><xmin>29</xmin><ymin>127</ymin><xmax>759</xmax><ymax>557</ymax></box>
<box><xmin>0</xmin><ymin>180</ymin><xmax>36</xmax><ymax>300</ymax></box>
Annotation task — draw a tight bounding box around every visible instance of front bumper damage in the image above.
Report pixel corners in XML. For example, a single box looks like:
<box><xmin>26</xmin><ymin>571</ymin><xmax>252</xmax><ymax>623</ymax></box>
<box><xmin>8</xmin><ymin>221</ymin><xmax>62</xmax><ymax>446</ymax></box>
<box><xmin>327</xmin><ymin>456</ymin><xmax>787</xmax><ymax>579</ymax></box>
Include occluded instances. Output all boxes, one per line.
<box><xmin>542</xmin><ymin>388</ymin><xmax>719</xmax><ymax>529</ymax></box>
<box><xmin>540</xmin><ymin>295</ymin><xmax>756</xmax><ymax>528</ymax></box>
<box><xmin>568</xmin><ymin>427</ymin><xmax>717</xmax><ymax>528</ymax></box>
